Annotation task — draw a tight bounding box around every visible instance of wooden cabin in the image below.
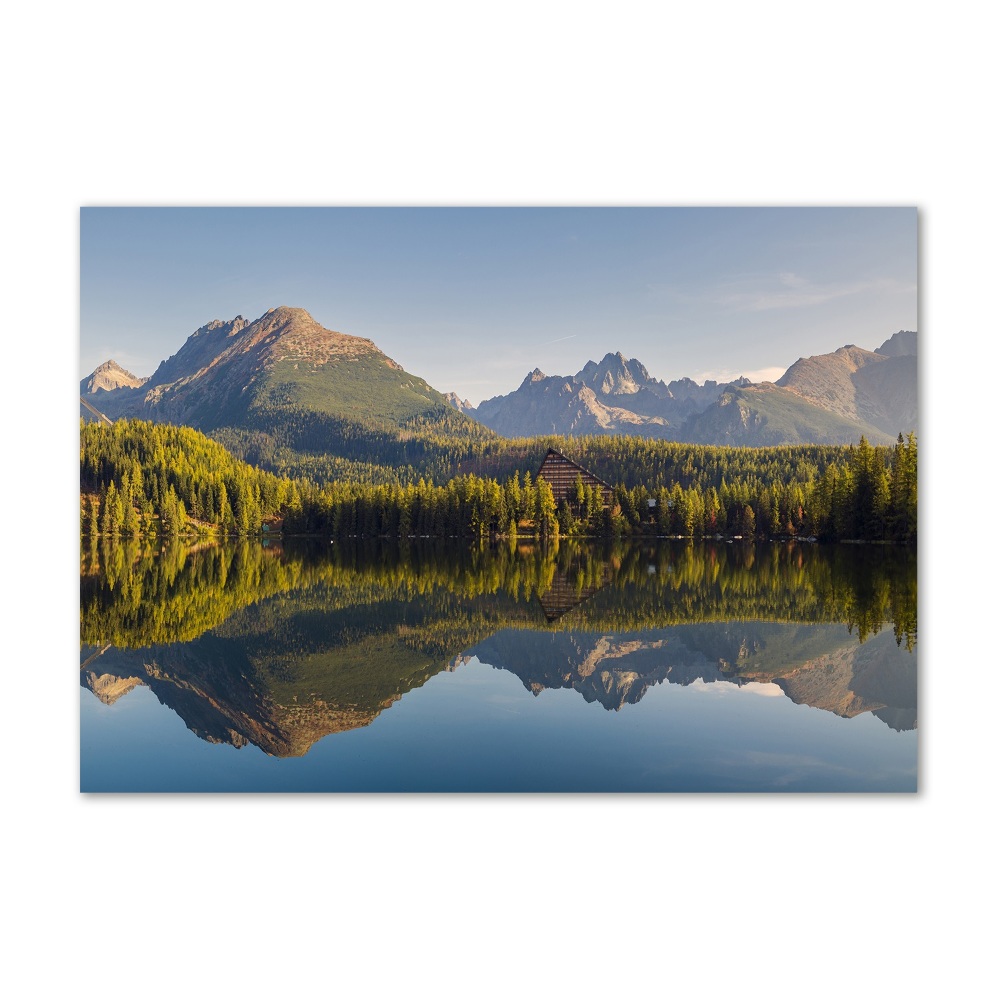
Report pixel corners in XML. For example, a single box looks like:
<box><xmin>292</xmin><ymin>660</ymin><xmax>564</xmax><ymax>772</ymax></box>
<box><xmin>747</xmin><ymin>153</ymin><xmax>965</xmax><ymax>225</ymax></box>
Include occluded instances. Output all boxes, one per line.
<box><xmin>536</xmin><ymin>448</ymin><xmax>613</xmax><ymax>508</ymax></box>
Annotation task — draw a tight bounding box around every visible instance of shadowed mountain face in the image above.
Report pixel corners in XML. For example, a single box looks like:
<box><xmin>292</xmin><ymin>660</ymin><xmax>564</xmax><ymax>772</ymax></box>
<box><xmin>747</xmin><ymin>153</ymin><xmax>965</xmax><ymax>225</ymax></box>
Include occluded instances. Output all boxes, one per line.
<box><xmin>81</xmin><ymin>538</ymin><xmax>917</xmax><ymax>757</ymax></box>
<box><xmin>875</xmin><ymin>331</ymin><xmax>918</xmax><ymax>358</ymax></box>
<box><xmin>774</xmin><ymin>332</ymin><xmax>918</xmax><ymax>440</ymax></box>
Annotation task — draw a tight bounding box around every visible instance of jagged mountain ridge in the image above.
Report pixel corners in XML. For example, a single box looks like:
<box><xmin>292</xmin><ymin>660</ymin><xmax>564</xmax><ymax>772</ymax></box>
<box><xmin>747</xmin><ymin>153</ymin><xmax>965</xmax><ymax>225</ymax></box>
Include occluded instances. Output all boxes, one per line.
<box><xmin>470</xmin><ymin>352</ymin><xmax>746</xmax><ymax>439</ymax></box>
<box><xmin>81</xmin><ymin>310</ymin><xmax>916</xmax><ymax>449</ymax></box>
<box><xmin>444</xmin><ymin>391</ymin><xmax>476</xmax><ymax>415</ymax></box>
<box><xmin>466</xmin><ymin>623</ymin><xmax>915</xmax><ymax>726</ymax></box>
<box><xmin>458</xmin><ymin>332</ymin><xmax>916</xmax><ymax>446</ymax></box>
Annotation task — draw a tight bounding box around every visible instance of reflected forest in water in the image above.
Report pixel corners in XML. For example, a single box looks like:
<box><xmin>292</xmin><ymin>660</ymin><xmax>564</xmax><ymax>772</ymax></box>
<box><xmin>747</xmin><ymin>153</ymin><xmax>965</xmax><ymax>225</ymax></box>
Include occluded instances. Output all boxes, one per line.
<box><xmin>81</xmin><ymin>538</ymin><xmax>916</xmax><ymax>760</ymax></box>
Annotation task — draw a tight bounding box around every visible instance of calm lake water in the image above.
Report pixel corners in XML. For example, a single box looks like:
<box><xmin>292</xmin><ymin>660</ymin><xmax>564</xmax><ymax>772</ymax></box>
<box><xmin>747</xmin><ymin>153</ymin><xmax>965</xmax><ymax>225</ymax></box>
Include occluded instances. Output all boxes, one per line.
<box><xmin>80</xmin><ymin>537</ymin><xmax>917</xmax><ymax>792</ymax></box>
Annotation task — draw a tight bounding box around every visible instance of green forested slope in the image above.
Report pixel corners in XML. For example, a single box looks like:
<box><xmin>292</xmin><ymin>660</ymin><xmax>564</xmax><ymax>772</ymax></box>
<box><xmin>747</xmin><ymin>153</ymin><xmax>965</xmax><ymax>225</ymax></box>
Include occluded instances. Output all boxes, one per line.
<box><xmin>81</xmin><ymin>419</ymin><xmax>916</xmax><ymax>544</ymax></box>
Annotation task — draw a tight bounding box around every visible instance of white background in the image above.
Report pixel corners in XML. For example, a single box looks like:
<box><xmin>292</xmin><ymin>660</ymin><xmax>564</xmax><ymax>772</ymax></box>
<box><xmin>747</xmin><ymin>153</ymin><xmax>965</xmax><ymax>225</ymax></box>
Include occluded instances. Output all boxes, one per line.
<box><xmin>2</xmin><ymin>2</ymin><xmax>993</xmax><ymax>997</ymax></box>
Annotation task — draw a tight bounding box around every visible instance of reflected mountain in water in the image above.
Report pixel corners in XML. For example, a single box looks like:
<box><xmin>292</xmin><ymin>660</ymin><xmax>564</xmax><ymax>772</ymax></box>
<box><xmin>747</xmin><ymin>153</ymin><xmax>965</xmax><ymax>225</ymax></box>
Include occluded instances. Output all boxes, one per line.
<box><xmin>82</xmin><ymin>639</ymin><xmax>395</xmax><ymax>756</ymax></box>
<box><xmin>462</xmin><ymin>624</ymin><xmax>915</xmax><ymax>729</ymax></box>
<box><xmin>81</xmin><ymin>537</ymin><xmax>917</xmax><ymax>756</ymax></box>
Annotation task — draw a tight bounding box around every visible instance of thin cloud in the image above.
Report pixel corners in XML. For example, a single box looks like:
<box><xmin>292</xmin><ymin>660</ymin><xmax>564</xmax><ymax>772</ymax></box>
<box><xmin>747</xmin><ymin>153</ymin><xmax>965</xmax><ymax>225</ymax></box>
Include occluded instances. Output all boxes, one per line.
<box><xmin>645</xmin><ymin>273</ymin><xmax>914</xmax><ymax>316</ymax></box>
<box><xmin>777</xmin><ymin>271</ymin><xmax>807</xmax><ymax>288</ymax></box>
<box><xmin>716</xmin><ymin>275</ymin><xmax>910</xmax><ymax>313</ymax></box>
<box><xmin>540</xmin><ymin>334</ymin><xmax>577</xmax><ymax>345</ymax></box>
<box><xmin>694</xmin><ymin>366</ymin><xmax>786</xmax><ymax>385</ymax></box>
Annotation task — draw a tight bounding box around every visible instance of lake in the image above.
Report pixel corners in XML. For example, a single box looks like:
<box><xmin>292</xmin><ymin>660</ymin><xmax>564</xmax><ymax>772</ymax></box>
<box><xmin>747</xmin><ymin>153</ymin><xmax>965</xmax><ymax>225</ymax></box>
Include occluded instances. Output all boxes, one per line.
<box><xmin>80</xmin><ymin>537</ymin><xmax>917</xmax><ymax>792</ymax></box>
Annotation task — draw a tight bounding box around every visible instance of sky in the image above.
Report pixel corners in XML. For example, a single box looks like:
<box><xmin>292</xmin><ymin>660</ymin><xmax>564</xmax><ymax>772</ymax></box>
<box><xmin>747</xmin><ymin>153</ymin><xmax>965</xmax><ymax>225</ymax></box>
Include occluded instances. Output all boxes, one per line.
<box><xmin>80</xmin><ymin>206</ymin><xmax>916</xmax><ymax>405</ymax></box>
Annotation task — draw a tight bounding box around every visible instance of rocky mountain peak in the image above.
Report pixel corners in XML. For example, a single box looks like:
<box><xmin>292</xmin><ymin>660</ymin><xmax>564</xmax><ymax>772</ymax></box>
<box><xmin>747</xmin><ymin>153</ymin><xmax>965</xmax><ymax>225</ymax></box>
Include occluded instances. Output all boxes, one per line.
<box><xmin>145</xmin><ymin>307</ymin><xmax>386</xmax><ymax>394</ymax></box>
<box><xmin>445</xmin><ymin>391</ymin><xmax>475</xmax><ymax>414</ymax></box>
<box><xmin>80</xmin><ymin>305</ymin><xmax>463</xmax><ymax>434</ymax></box>
<box><xmin>190</xmin><ymin>315</ymin><xmax>249</xmax><ymax>340</ymax></box>
<box><xmin>578</xmin><ymin>351</ymin><xmax>652</xmax><ymax>396</ymax></box>
<box><xmin>81</xmin><ymin>359</ymin><xmax>147</xmax><ymax>395</ymax></box>
<box><xmin>876</xmin><ymin>330</ymin><xmax>918</xmax><ymax>357</ymax></box>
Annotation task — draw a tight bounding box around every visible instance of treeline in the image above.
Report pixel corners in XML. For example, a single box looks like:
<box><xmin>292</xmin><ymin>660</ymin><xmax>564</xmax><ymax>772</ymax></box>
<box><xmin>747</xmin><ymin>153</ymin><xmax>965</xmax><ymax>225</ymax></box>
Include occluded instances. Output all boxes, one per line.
<box><xmin>208</xmin><ymin>408</ymin><xmax>856</xmax><ymax>492</ymax></box>
<box><xmin>284</xmin><ymin>433</ymin><xmax>916</xmax><ymax>543</ymax></box>
<box><xmin>608</xmin><ymin>433</ymin><xmax>917</xmax><ymax>543</ymax></box>
<box><xmin>80</xmin><ymin>420</ymin><xmax>916</xmax><ymax>543</ymax></box>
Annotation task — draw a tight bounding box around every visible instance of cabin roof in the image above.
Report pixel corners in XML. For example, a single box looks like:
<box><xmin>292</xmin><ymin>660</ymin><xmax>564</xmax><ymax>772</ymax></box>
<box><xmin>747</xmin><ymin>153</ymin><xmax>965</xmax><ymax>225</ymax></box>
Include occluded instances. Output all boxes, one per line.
<box><xmin>536</xmin><ymin>448</ymin><xmax>613</xmax><ymax>489</ymax></box>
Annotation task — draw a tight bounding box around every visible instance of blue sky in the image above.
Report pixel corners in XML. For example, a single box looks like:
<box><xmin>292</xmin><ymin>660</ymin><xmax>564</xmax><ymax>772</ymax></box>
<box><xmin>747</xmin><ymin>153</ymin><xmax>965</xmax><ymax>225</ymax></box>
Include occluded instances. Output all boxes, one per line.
<box><xmin>80</xmin><ymin>207</ymin><xmax>916</xmax><ymax>404</ymax></box>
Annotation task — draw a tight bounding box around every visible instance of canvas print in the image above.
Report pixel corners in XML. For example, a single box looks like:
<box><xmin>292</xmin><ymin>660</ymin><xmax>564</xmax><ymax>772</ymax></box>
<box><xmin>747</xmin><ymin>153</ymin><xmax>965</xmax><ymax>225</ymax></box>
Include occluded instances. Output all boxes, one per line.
<box><xmin>79</xmin><ymin>207</ymin><xmax>917</xmax><ymax>792</ymax></box>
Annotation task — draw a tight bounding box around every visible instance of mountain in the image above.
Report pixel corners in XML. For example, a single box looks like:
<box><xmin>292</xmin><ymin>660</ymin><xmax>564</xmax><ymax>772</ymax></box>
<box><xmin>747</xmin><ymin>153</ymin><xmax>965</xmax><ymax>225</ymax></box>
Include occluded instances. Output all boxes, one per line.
<box><xmin>80</xmin><ymin>359</ymin><xmax>147</xmax><ymax>395</ymax></box>
<box><xmin>678</xmin><ymin>382</ymin><xmax>899</xmax><ymax>446</ymax></box>
<box><xmin>81</xmin><ymin>313</ymin><xmax>918</xmax><ymax>459</ymax></box>
<box><xmin>84</xmin><ymin>306</ymin><xmax>459</xmax><ymax>428</ymax></box>
<box><xmin>466</xmin><ymin>623</ymin><xmax>915</xmax><ymax>725</ymax></box>
<box><xmin>875</xmin><ymin>330</ymin><xmax>918</xmax><ymax>358</ymax></box>
<box><xmin>774</xmin><ymin>332</ymin><xmax>918</xmax><ymax>439</ymax></box>
<box><xmin>473</xmin><ymin>367</ymin><xmax>670</xmax><ymax>437</ymax></box>
<box><xmin>80</xmin><ymin>306</ymin><xmax>488</xmax><ymax>477</ymax></box>
<box><xmin>80</xmin><ymin>360</ymin><xmax>147</xmax><ymax>423</ymax></box>
<box><xmin>444</xmin><ymin>391</ymin><xmax>476</xmax><ymax>415</ymax></box>
<box><xmin>471</xmin><ymin>353</ymin><xmax>747</xmax><ymax>439</ymax></box>
<box><xmin>468</xmin><ymin>335</ymin><xmax>917</xmax><ymax>446</ymax></box>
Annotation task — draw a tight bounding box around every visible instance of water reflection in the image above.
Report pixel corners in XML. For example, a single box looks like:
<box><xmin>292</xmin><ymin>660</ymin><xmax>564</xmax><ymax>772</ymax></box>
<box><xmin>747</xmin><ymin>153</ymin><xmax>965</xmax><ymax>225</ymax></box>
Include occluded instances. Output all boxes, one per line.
<box><xmin>81</xmin><ymin>538</ymin><xmax>916</xmax><ymax>769</ymax></box>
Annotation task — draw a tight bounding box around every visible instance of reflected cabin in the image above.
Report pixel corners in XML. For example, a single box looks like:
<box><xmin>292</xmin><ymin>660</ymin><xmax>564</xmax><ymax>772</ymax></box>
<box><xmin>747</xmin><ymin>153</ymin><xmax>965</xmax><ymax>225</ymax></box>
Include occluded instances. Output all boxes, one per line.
<box><xmin>536</xmin><ymin>448</ymin><xmax>613</xmax><ymax>509</ymax></box>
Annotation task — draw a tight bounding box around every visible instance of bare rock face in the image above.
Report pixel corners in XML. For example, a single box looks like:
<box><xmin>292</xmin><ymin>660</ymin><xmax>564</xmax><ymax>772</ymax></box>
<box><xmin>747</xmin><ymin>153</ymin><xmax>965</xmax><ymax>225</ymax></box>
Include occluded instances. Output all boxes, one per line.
<box><xmin>474</xmin><ymin>353</ymin><xmax>745</xmax><ymax>439</ymax></box>
<box><xmin>474</xmin><ymin>371</ymin><xmax>673</xmax><ymax>438</ymax></box>
<box><xmin>444</xmin><ymin>391</ymin><xmax>476</xmax><ymax>415</ymax></box>
<box><xmin>577</xmin><ymin>351</ymin><xmax>653</xmax><ymax>396</ymax></box>
<box><xmin>82</xmin><ymin>671</ymin><xmax>144</xmax><ymax>705</ymax></box>
<box><xmin>80</xmin><ymin>360</ymin><xmax>147</xmax><ymax>395</ymax></box>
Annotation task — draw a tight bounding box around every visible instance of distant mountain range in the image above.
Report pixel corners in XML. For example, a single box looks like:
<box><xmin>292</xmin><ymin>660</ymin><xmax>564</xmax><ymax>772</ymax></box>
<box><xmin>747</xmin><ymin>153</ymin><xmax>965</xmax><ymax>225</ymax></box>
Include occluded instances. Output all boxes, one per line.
<box><xmin>81</xmin><ymin>306</ymin><xmax>917</xmax><ymax>449</ymax></box>
<box><xmin>462</xmin><ymin>330</ymin><xmax>917</xmax><ymax>445</ymax></box>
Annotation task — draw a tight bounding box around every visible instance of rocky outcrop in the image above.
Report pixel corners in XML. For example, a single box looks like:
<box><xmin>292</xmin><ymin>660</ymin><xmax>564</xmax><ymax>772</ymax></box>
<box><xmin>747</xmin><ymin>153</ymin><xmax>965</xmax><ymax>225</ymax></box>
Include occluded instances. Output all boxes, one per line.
<box><xmin>80</xmin><ymin>359</ymin><xmax>147</xmax><ymax>395</ymax></box>
<box><xmin>444</xmin><ymin>391</ymin><xmax>476</xmax><ymax>414</ymax></box>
